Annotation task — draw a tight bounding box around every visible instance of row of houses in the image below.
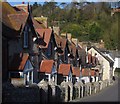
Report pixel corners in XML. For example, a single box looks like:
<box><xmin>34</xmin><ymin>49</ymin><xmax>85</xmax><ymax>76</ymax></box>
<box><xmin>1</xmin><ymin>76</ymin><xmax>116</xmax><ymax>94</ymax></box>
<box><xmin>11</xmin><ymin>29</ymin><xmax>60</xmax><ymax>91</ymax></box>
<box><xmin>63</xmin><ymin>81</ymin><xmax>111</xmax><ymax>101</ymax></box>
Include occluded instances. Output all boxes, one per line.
<box><xmin>2</xmin><ymin>2</ymin><xmax>115</xmax><ymax>86</ymax></box>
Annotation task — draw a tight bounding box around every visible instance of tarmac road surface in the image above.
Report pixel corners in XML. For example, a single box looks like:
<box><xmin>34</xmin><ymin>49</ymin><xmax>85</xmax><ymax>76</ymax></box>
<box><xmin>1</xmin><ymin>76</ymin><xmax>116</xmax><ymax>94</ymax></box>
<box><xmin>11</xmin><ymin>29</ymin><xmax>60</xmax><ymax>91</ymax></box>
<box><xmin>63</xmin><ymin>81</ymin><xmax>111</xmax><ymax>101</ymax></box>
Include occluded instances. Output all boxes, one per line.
<box><xmin>71</xmin><ymin>77</ymin><xmax>120</xmax><ymax>102</ymax></box>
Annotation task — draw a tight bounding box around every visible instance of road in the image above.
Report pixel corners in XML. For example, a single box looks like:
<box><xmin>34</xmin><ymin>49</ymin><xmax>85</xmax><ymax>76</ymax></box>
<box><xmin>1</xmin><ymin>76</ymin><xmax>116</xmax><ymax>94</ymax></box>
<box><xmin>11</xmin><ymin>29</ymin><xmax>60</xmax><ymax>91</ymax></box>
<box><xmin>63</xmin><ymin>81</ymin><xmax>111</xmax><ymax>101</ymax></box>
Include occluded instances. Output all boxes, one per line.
<box><xmin>71</xmin><ymin>78</ymin><xmax>120</xmax><ymax>102</ymax></box>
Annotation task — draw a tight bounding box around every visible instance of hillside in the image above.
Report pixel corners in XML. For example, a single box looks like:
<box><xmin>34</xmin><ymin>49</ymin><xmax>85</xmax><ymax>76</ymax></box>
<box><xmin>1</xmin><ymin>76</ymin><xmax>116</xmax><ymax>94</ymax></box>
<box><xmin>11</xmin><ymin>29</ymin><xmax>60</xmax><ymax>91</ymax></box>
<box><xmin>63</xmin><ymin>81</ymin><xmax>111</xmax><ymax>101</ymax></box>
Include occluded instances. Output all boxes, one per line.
<box><xmin>32</xmin><ymin>2</ymin><xmax>119</xmax><ymax>50</ymax></box>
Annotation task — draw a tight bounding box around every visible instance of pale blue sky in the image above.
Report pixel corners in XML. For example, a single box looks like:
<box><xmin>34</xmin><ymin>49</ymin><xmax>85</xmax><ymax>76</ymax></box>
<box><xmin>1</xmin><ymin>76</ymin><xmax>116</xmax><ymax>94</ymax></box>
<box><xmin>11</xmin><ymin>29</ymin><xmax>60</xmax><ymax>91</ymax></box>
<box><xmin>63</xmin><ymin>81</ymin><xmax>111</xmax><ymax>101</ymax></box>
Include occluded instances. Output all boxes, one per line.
<box><xmin>6</xmin><ymin>0</ymin><xmax>99</xmax><ymax>6</ymax></box>
<box><xmin>7</xmin><ymin>0</ymin><xmax>100</xmax><ymax>6</ymax></box>
<box><xmin>6</xmin><ymin>0</ymin><xmax>119</xmax><ymax>8</ymax></box>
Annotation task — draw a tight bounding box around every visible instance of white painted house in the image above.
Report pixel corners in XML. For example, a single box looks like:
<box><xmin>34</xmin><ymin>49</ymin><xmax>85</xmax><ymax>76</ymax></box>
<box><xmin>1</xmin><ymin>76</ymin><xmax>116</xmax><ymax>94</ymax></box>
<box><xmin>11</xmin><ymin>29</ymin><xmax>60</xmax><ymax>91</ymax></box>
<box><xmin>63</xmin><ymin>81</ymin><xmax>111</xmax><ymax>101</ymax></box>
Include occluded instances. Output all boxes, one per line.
<box><xmin>88</xmin><ymin>46</ymin><xmax>114</xmax><ymax>81</ymax></box>
<box><xmin>113</xmin><ymin>56</ymin><xmax>120</xmax><ymax>76</ymax></box>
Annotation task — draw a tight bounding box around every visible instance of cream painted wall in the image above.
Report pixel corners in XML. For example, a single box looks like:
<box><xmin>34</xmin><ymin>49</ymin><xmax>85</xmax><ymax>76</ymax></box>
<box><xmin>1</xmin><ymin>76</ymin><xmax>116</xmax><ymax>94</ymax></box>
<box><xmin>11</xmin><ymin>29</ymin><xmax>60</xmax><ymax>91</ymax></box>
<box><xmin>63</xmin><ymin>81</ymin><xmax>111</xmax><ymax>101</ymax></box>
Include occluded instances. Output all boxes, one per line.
<box><xmin>80</xmin><ymin>77</ymin><xmax>90</xmax><ymax>83</ymax></box>
<box><xmin>91</xmin><ymin>76</ymin><xmax>95</xmax><ymax>82</ymax></box>
<box><xmin>76</xmin><ymin>77</ymin><xmax>79</xmax><ymax>82</ymax></box>
<box><xmin>88</xmin><ymin>47</ymin><xmax>110</xmax><ymax>80</ymax></box>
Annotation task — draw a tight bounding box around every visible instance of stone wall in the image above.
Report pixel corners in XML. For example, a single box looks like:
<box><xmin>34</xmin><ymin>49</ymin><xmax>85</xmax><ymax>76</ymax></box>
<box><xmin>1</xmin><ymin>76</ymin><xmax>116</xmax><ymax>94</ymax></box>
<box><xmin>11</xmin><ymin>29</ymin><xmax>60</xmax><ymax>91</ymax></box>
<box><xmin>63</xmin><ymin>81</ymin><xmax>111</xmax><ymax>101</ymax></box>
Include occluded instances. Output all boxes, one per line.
<box><xmin>2</xmin><ymin>82</ymin><xmax>40</xmax><ymax>103</ymax></box>
<box><xmin>2</xmin><ymin>79</ymin><xmax>113</xmax><ymax>103</ymax></box>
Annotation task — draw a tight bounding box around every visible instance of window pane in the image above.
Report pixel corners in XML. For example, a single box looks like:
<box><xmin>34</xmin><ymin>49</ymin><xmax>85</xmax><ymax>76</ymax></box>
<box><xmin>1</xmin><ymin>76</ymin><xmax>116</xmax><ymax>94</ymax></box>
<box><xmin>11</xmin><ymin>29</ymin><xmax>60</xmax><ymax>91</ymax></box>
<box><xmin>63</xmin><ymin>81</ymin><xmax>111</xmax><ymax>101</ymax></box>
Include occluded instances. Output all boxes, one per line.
<box><xmin>47</xmin><ymin>43</ymin><xmax>51</xmax><ymax>56</ymax></box>
<box><xmin>23</xmin><ymin>26</ymin><xmax>28</xmax><ymax>48</ymax></box>
<box><xmin>24</xmin><ymin>31</ymin><xmax>28</xmax><ymax>48</ymax></box>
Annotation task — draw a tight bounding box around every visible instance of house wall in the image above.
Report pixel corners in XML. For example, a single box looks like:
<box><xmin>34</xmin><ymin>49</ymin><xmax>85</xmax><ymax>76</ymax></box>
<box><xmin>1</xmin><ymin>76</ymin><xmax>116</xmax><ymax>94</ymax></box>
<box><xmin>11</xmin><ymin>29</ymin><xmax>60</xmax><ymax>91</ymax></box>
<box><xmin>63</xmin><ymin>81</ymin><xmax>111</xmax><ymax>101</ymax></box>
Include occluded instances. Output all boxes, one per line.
<box><xmin>88</xmin><ymin>47</ymin><xmax>110</xmax><ymax>80</ymax></box>
<box><xmin>38</xmin><ymin>73</ymin><xmax>46</xmax><ymax>82</ymax></box>
<box><xmin>80</xmin><ymin>77</ymin><xmax>90</xmax><ymax>83</ymax></box>
<box><xmin>78</xmin><ymin>49</ymin><xmax>86</xmax><ymax>66</ymax></box>
<box><xmin>113</xmin><ymin>57</ymin><xmax>120</xmax><ymax>76</ymax></box>
<box><xmin>102</xmin><ymin>60</ymin><xmax>110</xmax><ymax>80</ymax></box>
<box><xmin>45</xmin><ymin>74</ymin><xmax>51</xmax><ymax>82</ymax></box>
<box><xmin>68</xmin><ymin>70</ymin><xmax>72</xmax><ymax>82</ymax></box>
<box><xmin>2</xmin><ymin>37</ymin><xmax>8</xmax><ymax>82</ymax></box>
<box><xmin>96</xmin><ymin>77</ymin><xmax>99</xmax><ymax>82</ymax></box>
<box><xmin>8</xmin><ymin>39</ymin><xmax>22</xmax><ymax>61</ymax></box>
<box><xmin>45</xmin><ymin>36</ymin><xmax>55</xmax><ymax>59</ymax></box>
<box><xmin>72</xmin><ymin>76</ymin><xmax>79</xmax><ymax>84</ymax></box>
<box><xmin>57</xmin><ymin>74</ymin><xmax>63</xmax><ymax>85</ymax></box>
<box><xmin>91</xmin><ymin>76</ymin><xmax>95</xmax><ymax>82</ymax></box>
<box><xmin>76</xmin><ymin>77</ymin><xmax>79</xmax><ymax>82</ymax></box>
<box><xmin>30</xmin><ymin>55</ymin><xmax>39</xmax><ymax>83</ymax></box>
<box><xmin>114</xmin><ymin>57</ymin><xmax>120</xmax><ymax>68</ymax></box>
<box><xmin>66</xmin><ymin>76</ymin><xmax>69</xmax><ymax>82</ymax></box>
<box><xmin>64</xmin><ymin>47</ymin><xmax>68</xmax><ymax>63</ymax></box>
<box><xmin>26</xmin><ymin>27</ymin><xmax>39</xmax><ymax>83</ymax></box>
<box><xmin>10</xmin><ymin>70</ymin><xmax>33</xmax><ymax>85</ymax></box>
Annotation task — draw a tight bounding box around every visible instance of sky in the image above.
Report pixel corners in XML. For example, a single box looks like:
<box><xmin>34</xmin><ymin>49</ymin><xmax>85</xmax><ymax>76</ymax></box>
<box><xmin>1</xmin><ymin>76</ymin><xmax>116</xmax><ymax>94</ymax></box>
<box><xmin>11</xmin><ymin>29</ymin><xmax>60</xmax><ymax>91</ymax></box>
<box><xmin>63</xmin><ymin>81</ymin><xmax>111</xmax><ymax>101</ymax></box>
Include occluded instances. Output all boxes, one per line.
<box><xmin>5</xmin><ymin>0</ymin><xmax>120</xmax><ymax>7</ymax></box>
<box><xmin>6</xmin><ymin>0</ymin><xmax>98</xmax><ymax>6</ymax></box>
<box><xmin>6</xmin><ymin>0</ymin><xmax>115</xmax><ymax>6</ymax></box>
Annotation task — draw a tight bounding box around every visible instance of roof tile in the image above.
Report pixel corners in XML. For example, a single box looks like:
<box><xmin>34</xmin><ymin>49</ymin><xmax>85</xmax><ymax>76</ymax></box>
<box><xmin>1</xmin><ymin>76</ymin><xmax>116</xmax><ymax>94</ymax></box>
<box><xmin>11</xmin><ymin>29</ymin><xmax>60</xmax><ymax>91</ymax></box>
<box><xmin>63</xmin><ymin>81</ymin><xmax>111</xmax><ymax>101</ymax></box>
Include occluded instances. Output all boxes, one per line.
<box><xmin>39</xmin><ymin>60</ymin><xmax>54</xmax><ymax>74</ymax></box>
<box><xmin>72</xmin><ymin>67</ymin><xmax>80</xmax><ymax>77</ymax></box>
<box><xmin>54</xmin><ymin>34</ymin><xmax>67</xmax><ymax>54</ymax></box>
<box><xmin>90</xmin><ymin>69</ymin><xmax>95</xmax><ymax>76</ymax></box>
<box><xmin>8</xmin><ymin>13</ymin><xmax>28</xmax><ymax>31</ymax></box>
<box><xmin>36</xmin><ymin>29</ymin><xmax>52</xmax><ymax>48</ymax></box>
<box><xmin>82</xmin><ymin>68</ymin><xmax>90</xmax><ymax>76</ymax></box>
<box><xmin>58</xmin><ymin>64</ymin><xmax>71</xmax><ymax>76</ymax></box>
<box><xmin>69</xmin><ymin>41</ymin><xmax>77</xmax><ymax>57</ymax></box>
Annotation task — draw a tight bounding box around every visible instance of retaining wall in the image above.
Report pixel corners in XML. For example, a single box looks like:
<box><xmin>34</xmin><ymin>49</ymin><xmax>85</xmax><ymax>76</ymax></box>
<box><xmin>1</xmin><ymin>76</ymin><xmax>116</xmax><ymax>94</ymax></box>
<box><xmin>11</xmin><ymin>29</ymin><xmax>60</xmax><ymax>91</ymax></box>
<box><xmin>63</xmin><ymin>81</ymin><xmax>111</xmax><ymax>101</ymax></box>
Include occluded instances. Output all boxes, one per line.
<box><xmin>2</xmin><ymin>79</ymin><xmax>112</xmax><ymax>103</ymax></box>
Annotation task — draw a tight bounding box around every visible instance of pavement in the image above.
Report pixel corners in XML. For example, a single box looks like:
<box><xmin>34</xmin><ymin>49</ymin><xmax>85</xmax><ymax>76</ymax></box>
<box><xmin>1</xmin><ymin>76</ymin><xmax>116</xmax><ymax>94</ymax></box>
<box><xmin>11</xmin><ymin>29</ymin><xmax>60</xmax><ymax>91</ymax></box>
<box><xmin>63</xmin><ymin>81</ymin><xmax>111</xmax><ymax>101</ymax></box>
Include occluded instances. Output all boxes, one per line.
<box><xmin>70</xmin><ymin>78</ymin><xmax>120</xmax><ymax>102</ymax></box>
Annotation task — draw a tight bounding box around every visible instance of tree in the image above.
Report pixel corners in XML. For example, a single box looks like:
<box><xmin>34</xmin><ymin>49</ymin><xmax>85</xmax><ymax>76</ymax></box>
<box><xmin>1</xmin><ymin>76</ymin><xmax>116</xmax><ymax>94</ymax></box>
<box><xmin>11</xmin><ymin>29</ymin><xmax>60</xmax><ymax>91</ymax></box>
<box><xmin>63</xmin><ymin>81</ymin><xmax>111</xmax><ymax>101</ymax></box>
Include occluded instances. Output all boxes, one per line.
<box><xmin>89</xmin><ymin>22</ymin><xmax>102</xmax><ymax>42</ymax></box>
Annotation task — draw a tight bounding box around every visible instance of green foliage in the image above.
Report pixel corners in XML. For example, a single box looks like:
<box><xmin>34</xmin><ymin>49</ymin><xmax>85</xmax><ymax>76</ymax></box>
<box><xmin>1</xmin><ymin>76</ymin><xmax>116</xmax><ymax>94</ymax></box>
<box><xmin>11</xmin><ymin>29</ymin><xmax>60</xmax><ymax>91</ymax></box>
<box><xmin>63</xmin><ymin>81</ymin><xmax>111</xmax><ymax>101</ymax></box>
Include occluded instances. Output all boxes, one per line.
<box><xmin>88</xmin><ymin>22</ymin><xmax>102</xmax><ymax>42</ymax></box>
<box><xmin>32</xmin><ymin>2</ymin><xmax>118</xmax><ymax>50</ymax></box>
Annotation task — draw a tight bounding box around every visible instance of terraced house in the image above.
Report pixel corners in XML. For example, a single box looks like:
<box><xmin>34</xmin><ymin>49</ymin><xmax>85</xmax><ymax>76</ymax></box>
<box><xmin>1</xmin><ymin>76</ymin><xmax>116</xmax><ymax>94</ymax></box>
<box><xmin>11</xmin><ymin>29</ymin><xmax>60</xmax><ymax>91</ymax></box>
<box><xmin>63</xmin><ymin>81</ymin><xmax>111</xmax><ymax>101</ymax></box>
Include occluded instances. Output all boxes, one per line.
<box><xmin>2</xmin><ymin>2</ymin><xmax>114</xmax><ymax>88</ymax></box>
<box><xmin>2</xmin><ymin>2</ymin><xmax>46</xmax><ymax>84</ymax></box>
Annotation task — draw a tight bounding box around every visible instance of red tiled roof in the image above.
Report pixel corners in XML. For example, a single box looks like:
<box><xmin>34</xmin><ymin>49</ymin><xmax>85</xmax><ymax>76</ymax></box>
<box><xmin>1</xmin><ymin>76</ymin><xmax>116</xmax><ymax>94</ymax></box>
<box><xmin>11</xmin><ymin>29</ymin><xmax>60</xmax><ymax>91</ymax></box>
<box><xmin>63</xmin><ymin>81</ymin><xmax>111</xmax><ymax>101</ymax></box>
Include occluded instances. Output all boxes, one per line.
<box><xmin>39</xmin><ymin>60</ymin><xmax>54</xmax><ymax>74</ymax></box>
<box><xmin>82</xmin><ymin>68</ymin><xmax>90</xmax><ymax>76</ymax></box>
<box><xmin>72</xmin><ymin>67</ymin><xmax>80</xmax><ymax>77</ymax></box>
<box><xmin>77</xmin><ymin>44</ymin><xmax>83</xmax><ymax>50</ymax></box>
<box><xmin>90</xmin><ymin>69</ymin><xmax>95</xmax><ymax>76</ymax></box>
<box><xmin>13</xmin><ymin>6</ymin><xmax>26</xmax><ymax>13</ymax></box>
<box><xmin>8</xmin><ymin>13</ymin><xmax>28</xmax><ymax>31</ymax></box>
<box><xmin>2</xmin><ymin>2</ymin><xmax>17</xmax><ymax>30</ymax></box>
<box><xmin>69</xmin><ymin>41</ymin><xmax>77</xmax><ymax>57</ymax></box>
<box><xmin>2</xmin><ymin>2</ymin><xmax>29</xmax><ymax>32</ymax></box>
<box><xmin>13</xmin><ymin>4</ymin><xmax>28</xmax><ymax>13</ymax></box>
<box><xmin>54</xmin><ymin>33</ymin><xmax>67</xmax><ymax>54</ymax></box>
<box><xmin>36</xmin><ymin>29</ymin><xmax>52</xmax><ymax>48</ymax></box>
<box><xmin>32</xmin><ymin>18</ymin><xmax>44</xmax><ymax>29</ymax></box>
<box><xmin>9</xmin><ymin>53</ymin><xmax>29</xmax><ymax>71</ymax></box>
<box><xmin>88</xmin><ymin>53</ymin><xmax>92</xmax><ymax>64</ymax></box>
<box><xmin>58</xmin><ymin>64</ymin><xmax>71</xmax><ymax>76</ymax></box>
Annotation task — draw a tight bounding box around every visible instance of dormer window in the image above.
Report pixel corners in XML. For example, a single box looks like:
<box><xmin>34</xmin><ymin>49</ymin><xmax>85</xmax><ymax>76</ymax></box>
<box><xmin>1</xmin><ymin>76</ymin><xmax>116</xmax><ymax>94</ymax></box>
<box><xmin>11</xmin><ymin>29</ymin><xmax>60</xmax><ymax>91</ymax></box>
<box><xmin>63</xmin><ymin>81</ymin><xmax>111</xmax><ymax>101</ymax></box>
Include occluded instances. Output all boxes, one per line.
<box><xmin>23</xmin><ymin>26</ymin><xmax>28</xmax><ymax>48</ymax></box>
<box><xmin>64</xmin><ymin>47</ymin><xmax>68</xmax><ymax>63</ymax></box>
<box><xmin>47</xmin><ymin>42</ymin><xmax>52</xmax><ymax>56</ymax></box>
